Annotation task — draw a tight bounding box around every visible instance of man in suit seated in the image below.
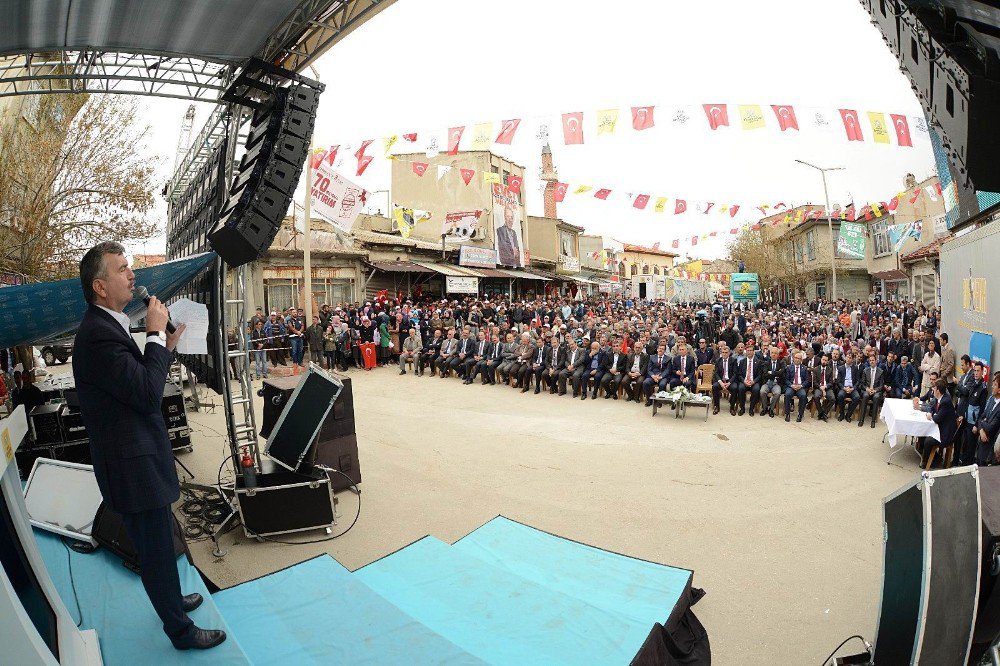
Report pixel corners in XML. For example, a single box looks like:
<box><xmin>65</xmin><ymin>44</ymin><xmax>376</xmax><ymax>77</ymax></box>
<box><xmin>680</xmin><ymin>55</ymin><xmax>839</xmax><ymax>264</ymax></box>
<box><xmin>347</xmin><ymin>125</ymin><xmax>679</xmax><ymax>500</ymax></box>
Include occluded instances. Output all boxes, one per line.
<box><xmin>735</xmin><ymin>345</ymin><xmax>763</xmax><ymax>416</ymax></box>
<box><xmin>599</xmin><ymin>340</ymin><xmax>629</xmax><ymax>399</ymax></box>
<box><xmin>644</xmin><ymin>342</ymin><xmax>672</xmax><ymax>406</ymax></box>
<box><xmin>581</xmin><ymin>341</ymin><xmax>606</xmax><ymax>400</ymax></box>
<box><xmin>836</xmin><ymin>351</ymin><xmax>861</xmax><ymax>422</ymax></box>
<box><xmin>462</xmin><ymin>331</ymin><xmax>490</xmax><ymax>384</ymax></box>
<box><xmin>856</xmin><ymin>354</ymin><xmax>885</xmax><ymax>429</ymax></box>
<box><xmin>623</xmin><ymin>345</ymin><xmax>649</xmax><ymax>403</ymax></box>
<box><xmin>695</xmin><ymin>338</ymin><xmax>714</xmax><ymax>366</ymax></box>
<box><xmin>668</xmin><ymin>342</ymin><xmax>696</xmax><ymax>391</ymax></box>
<box><xmin>545</xmin><ymin>336</ymin><xmax>566</xmax><ymax>394</ymax></box>
<box><xmin>449</xmin><ymin>330</ymin><xmax>475</xmax><ymax>379</ymax></box>
<box><xmin>759</xmin><ymin>347</ymin><xmax>784</xmax><ymax>418</ymax></box>
<box><xmin>418</xmin><ymin>328</ymin><xmax>442</xmax><ymax>376</ymax></box>
<box><xmin>893</xmin><ymin>355</ymin><xmax>919</xmax><ymax>399</ymax></box>
<box><xmin>812</xmin><ymin>353</ymin><xmax>836</xmax><ymax>421</ymax></box>
<box><xmin>436</xmin><ymin>329</ymin><xmax>458</xmax><ymax>377</ymax></box>
<box><xmin>972</xmin><ymin>373</ymin><xmax>1000</xmax><ymax>466</ymax></box>
<box><xmin>783</xmin><ymin>351</ymin><xmax>811</xmax><ymax>422</ymax></box>
<box><xmin>518</xmin><ymin>336</ymin><xmax>550</xmax><ymax>394</ymax></box>
<box><xmin>496</xmin><ymin>332</ymin><xmax>519</xmax><ymax>384</ymax></box>
<box><xmin>922</xmin><ymin>379</ymin><xmax>958</xmax><ymax>469</ymax></box>
<box><xmin>73</xmin><ymin>242</ymin><xmax>225</xmax><ymax>650</ymax></box>
<box><xmin>712</xmin><ymin>345</ymin><xmax>739</xmax><ymax>415</ymax></box>
<box><xmin>470</xmin><ymin>333</ymin><xmax>499</xmax><ymax>385</ymax></box>
<box><xmin>557</xmin><ymin>338</ymin><xmax>586</xmax><ymax>396</ymax></box>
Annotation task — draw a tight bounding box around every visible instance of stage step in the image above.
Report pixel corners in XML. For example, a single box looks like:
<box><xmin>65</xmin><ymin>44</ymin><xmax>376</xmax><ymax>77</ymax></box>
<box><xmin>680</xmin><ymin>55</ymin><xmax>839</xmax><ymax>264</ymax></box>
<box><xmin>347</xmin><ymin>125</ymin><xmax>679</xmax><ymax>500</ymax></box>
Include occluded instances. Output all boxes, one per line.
<box><xmin>353</xmin><ymin>535</ymin><xmax>654</xmax><ymax>665</ymax></box>
<box><xmin>35</xmin><ymin>529</ymin><xmax>252</xmax><ymax>666</ymax></box>
<box><xmin>452</xmin><ymin>516</ymin><xmax>692</xmax><ymax>626</ymax></box>
<box><xmin>212</xmin><ymin>554</ymin><xmax>484</xmax><ymax>665</ymax></box>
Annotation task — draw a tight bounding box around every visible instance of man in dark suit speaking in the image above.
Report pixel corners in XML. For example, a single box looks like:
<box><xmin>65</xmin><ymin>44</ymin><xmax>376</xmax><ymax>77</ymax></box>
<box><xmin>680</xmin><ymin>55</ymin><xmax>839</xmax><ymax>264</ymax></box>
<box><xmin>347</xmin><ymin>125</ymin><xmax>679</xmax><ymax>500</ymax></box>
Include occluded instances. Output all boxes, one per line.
<box><xmin>73</xmin><ymin>242</ymin><xmax>226</xmax><ymax>651</ymax></box>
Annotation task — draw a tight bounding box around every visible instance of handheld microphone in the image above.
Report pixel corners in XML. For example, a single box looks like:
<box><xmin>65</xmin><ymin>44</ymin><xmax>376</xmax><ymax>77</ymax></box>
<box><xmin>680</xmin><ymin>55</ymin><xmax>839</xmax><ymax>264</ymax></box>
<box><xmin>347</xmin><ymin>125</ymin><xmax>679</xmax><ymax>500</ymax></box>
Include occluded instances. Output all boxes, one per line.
<box><xmin>134</xmin><ymin>285</ymin><xmax>175</xmax><ymax>334</ymax></box>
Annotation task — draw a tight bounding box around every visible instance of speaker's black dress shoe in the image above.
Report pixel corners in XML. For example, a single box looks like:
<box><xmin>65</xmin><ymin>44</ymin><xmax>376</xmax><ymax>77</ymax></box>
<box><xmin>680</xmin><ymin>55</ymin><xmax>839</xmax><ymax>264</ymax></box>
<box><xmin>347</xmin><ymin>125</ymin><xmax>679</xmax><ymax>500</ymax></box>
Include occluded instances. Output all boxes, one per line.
<box><xmin>182</xmin><ymin>593</ymin><xmax>203</xmax><ymax>613</ymax></box>
<box><xmin>171</xmin><ymin>627</ymin><xmax>227</xmax><ymax>651</ymax></box>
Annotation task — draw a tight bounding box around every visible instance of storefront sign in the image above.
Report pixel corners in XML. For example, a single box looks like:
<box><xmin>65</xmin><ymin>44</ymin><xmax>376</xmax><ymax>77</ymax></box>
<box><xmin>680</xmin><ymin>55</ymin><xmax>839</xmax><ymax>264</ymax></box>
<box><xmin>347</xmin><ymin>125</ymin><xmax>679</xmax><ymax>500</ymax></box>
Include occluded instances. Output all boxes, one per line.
<box><xmin>558</xmin><ymin>256</ymin><xmax>581</xmax><ymax>273</ymax></box>
<box><xmin>459</xmin><ymin>245</ymin><xmax>498</xmax><ymax>268</ymax></box>
<box><xmin>446</xmin><ymin>276</ymin><xmax>479</xmax><ymax>294</ymax></box>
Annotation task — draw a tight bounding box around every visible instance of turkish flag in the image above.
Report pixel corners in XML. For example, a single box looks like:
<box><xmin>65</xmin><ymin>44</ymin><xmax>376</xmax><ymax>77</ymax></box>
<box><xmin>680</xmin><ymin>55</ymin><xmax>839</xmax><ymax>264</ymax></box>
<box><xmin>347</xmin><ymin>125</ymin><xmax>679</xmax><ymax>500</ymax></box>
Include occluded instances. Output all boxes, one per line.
<box><xmin>562</xmin><ymin>112</ymin><xmax>584</xmax><ymax>145</ymax></box>
<box><xmin>631</xmin><ymin>106</ymin><xmax>655</xmax><ymax>130</ymax></box>
<box><xmin>354</xmin><ymin>140</ymin><xmax>373</xmax><ymax>160</ymax></box>
<box><xmin>402</xmin><ymin>133</ymin><xmax>418</xmax><ymax>142</ymax></box>
<box><xmin>495</xmin><ymin>119</ymin><xmax>521</xmax><ymax>145</ymax></box>
<box><xmin>702</xmin><ymin>202</ymin><xmax>715</xmax><ymax>214</ymax></box>
<box><xmin>890</xmin><ymin>114</ymin><xmax>912</xmax><ymax>147</ymax></box>
<box><xmin>411</xmin><ymin>162</ymin><xmax>428</xmax><ymax>177</ymax></box>
<box><xmin>730</xmin><ymin>228</ymin><xmax>739</xmax><ymax>234</ymax></box>
<box><xmin>839</xmin><ymin>109</ymin><xmax>864</xmax><ymax>141</ymax></box>
<box><xmin>692</xmin><ymin>236</ymin><xmax>699</xmax><ymax>246</ymax></box>
<box><xmin>674</xmin><ymin>199</ymin><xmax>687</xmax><ymax>214</ymax></box>
<box><xmin>310</xmin><ymin>149</ymin><xmax>327</xmax><ymax>170</ymax></box>
<box><xmin>594</xmin><ymin>188</ymin><xmax>612</xmax><ymax>200</ymax></box>
<box><xmin>702</xmin><ymin>104</ymin><xmax>729</xmax><ymax>130</ymax></box>
<box><xmin>325</xmin><ymin>145</ymin><xmax>339</xmax><ymax>165</ymax></box>
<box><xmin>633</xmin><ymin>194</ymin><xmax>650</xmax><ymax>209</ymax></box>
<box><xmin>356</xmin><ymin>154</ymin><xmax>374</xmax><ymax>176</ymax></box>
<box><xmin>554</xmin><ymin>182</ymin><xmax>569</xmax><ymax>202</ymax></box>
<box><xmin>447</xmin><ymin>126</ymin><xmax>464</xmax><ymax>154</ymax></box>
<box><xmin>751</xmin><ymin>223</ymin><xmax>761</xmax><ymax>230</ymax></box>
<box><xmin>671</xmin><ymin>239</ymin><xmax>679</xmax><ymax>249</ymax></box>
<box><xmin>710</xmin><ymin>231</ymin><xmax>718</xmax><ymax>237</ymax></box>
<box><xmin>460</xmin><ymin>168</ymin><xmax>475</xmax><ymax>186</ymax></box>
<box><xmin>507</xmin><ymin>174</ymin><xmax>523</xmax><ymax>193</ymax></box>
<box><xmin>771</xmin><ymin>105</ymin><xmax>799</xmax><ymax>131</ymax></box>
<box><xmin>729</xmin><ymin>204</ymin><xmax>740</xmax><ymax>217</ymax></box>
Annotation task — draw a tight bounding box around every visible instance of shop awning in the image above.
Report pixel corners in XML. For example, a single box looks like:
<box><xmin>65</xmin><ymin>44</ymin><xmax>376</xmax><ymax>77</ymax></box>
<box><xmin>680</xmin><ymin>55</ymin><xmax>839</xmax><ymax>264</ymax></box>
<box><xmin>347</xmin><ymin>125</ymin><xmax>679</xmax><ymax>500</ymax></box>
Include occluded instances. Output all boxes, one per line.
<box><xmin>871</xmin><ymin>269</ymin><xmax>908</xmax><ymax>281</ymax></box>
<box><xmin>369</xmin><ymin>261</ymin><xmax>436</xmax><ymax>273</ymax></box>
<box><xmin>463</xmin><ymin>267</ymin><xmax>512</xmax><ymax>278</ymax></box>
<box><xmin>569</xmin><ymin>275</ymin><xmax>599</xmax><ymax>285</ymax></box>
<box><xmin>496</xmin><ymin>268</ymin><xmax>552</xmax><ymax>281</ymax></box>
<box><xmin>411</xmin><ymin>261</ymin><xmax>471</xmax><ymax>277</ymax></box>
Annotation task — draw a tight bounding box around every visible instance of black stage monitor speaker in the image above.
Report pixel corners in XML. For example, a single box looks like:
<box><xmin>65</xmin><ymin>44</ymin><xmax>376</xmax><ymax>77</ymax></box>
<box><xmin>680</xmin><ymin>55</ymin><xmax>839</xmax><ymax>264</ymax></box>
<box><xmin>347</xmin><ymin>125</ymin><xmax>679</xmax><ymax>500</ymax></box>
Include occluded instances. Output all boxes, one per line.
<box><xmin>209</xmin><ymin>83</ymin><xmax>320</xmax><ymax>267</ymax></box>
<box><xmin>873</xmin><ymin>466</ymin><xmax>981</xmax><ymax>665</ymax></box>
<box><xmin>263</xmin><ymin>365</ymin><xmax>342</xmax><ymax>472</ymax></box>
<box><xmin>92</xmin><ymin>502</ymin><xmax>187</xmax><ymax>574</ymax></box>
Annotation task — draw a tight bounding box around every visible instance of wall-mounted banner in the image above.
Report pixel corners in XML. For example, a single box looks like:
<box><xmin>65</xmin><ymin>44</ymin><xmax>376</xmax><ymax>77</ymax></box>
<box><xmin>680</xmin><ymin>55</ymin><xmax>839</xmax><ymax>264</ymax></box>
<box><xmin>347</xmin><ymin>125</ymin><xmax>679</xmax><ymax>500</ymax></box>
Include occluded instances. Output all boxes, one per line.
<box><xmin>493</xmin><ymin>184</ymin><xmax>525</xmax><ymax>268</ymax></box>
<box><xmin>442</xmin><ymin>211</ymin><xmax>482</xmax><ymax>244</ymax></box>
<box><xmin>559</xmin><ymin>256</ymin><xmax>581</xmax><ymax>273</ymax></box>
<box><xmin>970</xmin><ymin>331</ymin><xmax>993</xmax><ymax>377</ymax></box>
<box><xmin>309</xmin><ymin>164</ymin><xmax>367</xmax><ymax>233</ymax></box>
<box><xmin>459</xmin><ymin>245</ymin><xmax>498</xmax><ymax>269</ymax></box>
<box><xmin>446</xmin><ymin>276</ymin><xmax>479</xmax><ymax>294</ymax></box>
<box><xmin>836</xmin><ymin>222</ymin><xmax>867</xmax><ymax>259</ymax></box>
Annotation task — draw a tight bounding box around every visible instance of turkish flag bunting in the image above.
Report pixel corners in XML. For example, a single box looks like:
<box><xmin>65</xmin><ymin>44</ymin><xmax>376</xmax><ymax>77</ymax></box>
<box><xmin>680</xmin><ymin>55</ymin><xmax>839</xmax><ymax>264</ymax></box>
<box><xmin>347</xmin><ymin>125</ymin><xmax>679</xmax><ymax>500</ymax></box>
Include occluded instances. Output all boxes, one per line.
<box><xmin>554</xmin><ymin>182</ymin><xmax>569</xmax><ymax>202</ymax></box>
<box><xmin>507</xmin><ymin>174</ymin><xmax>523</xmax><ymax>193</ymax></box>
<box><xmin>730</xmin><ymin>228</ymin><xmax>739</xmax><ymax>234</ymax></box>
<box><xmin>633</xmin><ymin>194</ymin><xmax>650</xmax><ymax>209</ymax></box>
<box><xmin>411</xmin><ymin>162</ymin><xmax>428</xmax><ymax>177</ymax></box>
<box><xmin>447</xmin><ymin>127</ymin><xmax>465</xmax><ymax>155</ymax></box>
<box><xmin>562</xmin><ymin>112</ymin><xmax>584</xmax><ymax>145</ymax></box>
<box><xmin>460</xmin><ymin>168</ymin><xmax>475</xmax><ymax>186</ymax></box>
<box><xmin>771</xmin><ymin>105</ymin><xmax>799</xmax><ymax>131</ymax></box>
<box><xmin>692</xmin><ymin>236</ymin><xmax>698</xmax><ymax>246</ymax></box>
<box><xmin>631</xmin><ymin>106</ymin><xmax>655</xmax><ymax>130</ymax></box>
<box><xmin>674</xmin><ymin>199</ymin><xmax>687</xmax><ymax>214</ymax></box>
<box><xmin>839</xmin><ymin>109</ymin><xmax>864</xmax><ymax>141</ymax></box>
<box><xmin>310</xmin><ymin>150</ymin><xmax>327</xmax><ymax>170</ymax></box>
<box><xmin>751</xmin><ymin>223</ymin><xmax>761</xmax><ymax>230</ymax></box>
<box><xmin>594</xmin><ymin>188</ymin><xmax>612</xmax><ymax>200</ymax></box>
<box><xmin>671</xmin><ymin>239</ymin><xmax>679</xmax><ymax>249</ymax></box>
<box><xmin>702</xmin><ymin>104</ymin><xmax>729</xmax><ymax>130</ymax></box>
<box><xmin>356</xmin><ymin>154</ymin><xmax>374</xmax><ymax>176</ymax></box>
<box><xmin>495</xmin><ymin>119</ymin><xmax>521</xmax><ymax>145</ymax></box>
<box><xmin>710</xmin><ymin>231</ymin><xmax>717</xmax><ymax>237</ymax></box>
<box><xmin>402</xmin><ymin>133</ymin><xmax>418</xmax><ymax>142</ymax></box>
<box><xmin>702</xmin><ymin>202</ymin><xmax>715</xmax><ymax>214</ymax></box>
<box><xmin>890</xmin><ymin>114</ymin><xmax>912</xmax><ymax>147</ymax></box>
<box><xmin>325</xmin><ymin>145</ymin><xmax>339</xmax><ymax>165</ymax></box>
<box><xmin>729</xmin><ymin>205</ymin><xmax>740</xmax><ymax>217</ymax></box>
<box><xmin>354</xmin><ymin>140</ymin><xmax>373</xmax><ymax>160</ymax></box>
<box><xmin>936</xmin><ymin>182</ymin><xmax>943</xmax><ymax>195</ymax></box>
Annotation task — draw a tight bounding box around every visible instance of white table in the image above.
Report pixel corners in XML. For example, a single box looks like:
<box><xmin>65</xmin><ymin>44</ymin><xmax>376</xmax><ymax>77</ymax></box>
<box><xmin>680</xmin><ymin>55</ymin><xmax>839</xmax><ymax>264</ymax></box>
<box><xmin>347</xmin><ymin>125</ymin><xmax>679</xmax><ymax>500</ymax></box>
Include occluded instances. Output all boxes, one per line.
<box><xmin>880</xmin><ymin>398</ymin><xmax>941</xmax><ymax>465</ymax></box>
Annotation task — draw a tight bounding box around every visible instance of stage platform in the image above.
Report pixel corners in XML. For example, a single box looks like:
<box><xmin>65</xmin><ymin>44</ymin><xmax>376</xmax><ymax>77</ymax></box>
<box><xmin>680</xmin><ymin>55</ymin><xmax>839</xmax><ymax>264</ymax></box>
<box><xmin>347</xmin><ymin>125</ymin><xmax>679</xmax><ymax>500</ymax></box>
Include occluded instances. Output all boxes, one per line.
<box><xmin>37</xmin><ymin>516</ymin><xmax>703</xmax><ymax>665</ymax></box>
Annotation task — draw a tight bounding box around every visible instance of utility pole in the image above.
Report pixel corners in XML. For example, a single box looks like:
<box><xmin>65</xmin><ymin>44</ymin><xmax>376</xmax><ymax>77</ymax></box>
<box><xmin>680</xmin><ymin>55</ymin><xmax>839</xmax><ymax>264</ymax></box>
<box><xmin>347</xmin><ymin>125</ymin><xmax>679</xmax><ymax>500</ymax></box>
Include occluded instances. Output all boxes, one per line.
<box><xmin>795</xmin><ymin>159</ymin><xmax>845</xmax><ymax>301</ymax></box>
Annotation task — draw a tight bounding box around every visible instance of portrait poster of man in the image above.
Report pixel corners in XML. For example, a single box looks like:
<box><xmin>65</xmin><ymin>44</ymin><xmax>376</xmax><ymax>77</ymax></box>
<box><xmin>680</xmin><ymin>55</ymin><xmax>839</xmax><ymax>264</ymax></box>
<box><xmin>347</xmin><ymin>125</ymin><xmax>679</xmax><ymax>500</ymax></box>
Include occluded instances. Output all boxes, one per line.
<box><xmin>492</xmin><ymin>184</ymin><xmax>524</xmax><ymax>267</ymax></box>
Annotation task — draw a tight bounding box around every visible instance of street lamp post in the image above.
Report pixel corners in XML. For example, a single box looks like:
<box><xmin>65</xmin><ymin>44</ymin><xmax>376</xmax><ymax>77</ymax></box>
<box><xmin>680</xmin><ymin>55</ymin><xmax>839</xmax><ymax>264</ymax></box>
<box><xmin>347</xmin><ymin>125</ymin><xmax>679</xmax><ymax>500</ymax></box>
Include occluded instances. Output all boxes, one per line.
<box><xmin>795</xmin><ymin>159</ymin><xmax>844</xmax><ymax>301</ymax></box>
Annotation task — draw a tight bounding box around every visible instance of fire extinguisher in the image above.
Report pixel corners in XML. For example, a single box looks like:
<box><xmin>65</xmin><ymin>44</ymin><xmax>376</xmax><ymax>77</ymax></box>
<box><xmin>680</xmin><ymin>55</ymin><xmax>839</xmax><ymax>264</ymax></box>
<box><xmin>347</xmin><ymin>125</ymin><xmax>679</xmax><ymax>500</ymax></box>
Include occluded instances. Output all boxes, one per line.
<box><xmin>241</xmin><ymin>447</ymin><xmax>257</xmax><ymax>489</ymax></box>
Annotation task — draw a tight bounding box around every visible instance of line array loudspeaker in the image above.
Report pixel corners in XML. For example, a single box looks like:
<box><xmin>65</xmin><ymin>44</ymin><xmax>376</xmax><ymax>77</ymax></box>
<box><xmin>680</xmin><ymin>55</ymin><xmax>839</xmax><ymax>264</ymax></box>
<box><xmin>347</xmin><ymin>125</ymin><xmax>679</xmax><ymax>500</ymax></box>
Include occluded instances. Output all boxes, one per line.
<box><xmin>208</xmin><ymin>84</ymin><xmax>321</xmax><ymax>267</ymax></box>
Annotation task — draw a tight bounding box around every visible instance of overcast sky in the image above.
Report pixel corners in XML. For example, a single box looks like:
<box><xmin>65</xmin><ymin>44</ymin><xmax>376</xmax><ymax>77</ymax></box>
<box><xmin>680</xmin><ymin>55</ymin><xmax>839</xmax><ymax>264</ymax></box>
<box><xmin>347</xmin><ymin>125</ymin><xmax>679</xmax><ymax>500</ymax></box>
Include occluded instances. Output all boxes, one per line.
<box><xmin>133</xmin><ymin>0</ymin><xmax>937</xmax><ymax>260</ymax></box>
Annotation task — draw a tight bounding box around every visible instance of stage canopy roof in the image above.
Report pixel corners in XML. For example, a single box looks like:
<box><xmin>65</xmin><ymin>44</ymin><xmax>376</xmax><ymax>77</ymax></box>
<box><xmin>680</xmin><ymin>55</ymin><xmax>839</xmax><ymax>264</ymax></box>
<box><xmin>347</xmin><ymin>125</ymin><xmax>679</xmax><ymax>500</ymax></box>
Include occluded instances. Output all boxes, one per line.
<box><xmin>0</xmin><ymin>0</ymin><xmax>303</xmax><ymax>63</ymax></box>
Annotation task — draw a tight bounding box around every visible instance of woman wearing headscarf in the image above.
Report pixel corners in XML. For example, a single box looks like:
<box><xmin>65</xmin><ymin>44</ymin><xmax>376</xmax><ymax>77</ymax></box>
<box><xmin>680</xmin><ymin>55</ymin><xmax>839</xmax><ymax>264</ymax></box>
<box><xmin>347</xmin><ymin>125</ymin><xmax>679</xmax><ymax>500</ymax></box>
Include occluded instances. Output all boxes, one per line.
<box><xmin>378</xmin><ymin>315</ymin><xmax>391</xmax><ymax>366</ymax></box>
<box><xmin>322</xmin><ymin>323</ymin><xmax>338</xmax><ymax>371</ymax></box>
<box><xmin>920</xmin><ymin>338</ymin><xmax>941</xmax><ymax>395</ymax></box>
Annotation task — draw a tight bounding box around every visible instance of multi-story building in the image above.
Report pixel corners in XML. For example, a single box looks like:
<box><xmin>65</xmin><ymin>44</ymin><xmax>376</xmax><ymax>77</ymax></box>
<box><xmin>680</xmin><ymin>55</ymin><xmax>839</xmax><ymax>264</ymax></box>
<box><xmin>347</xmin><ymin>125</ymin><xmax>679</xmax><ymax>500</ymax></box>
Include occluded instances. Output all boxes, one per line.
<box><xmin>618</xmin><ymin>243</ymin><xmax>678</xmax><ymax>278</ymax></box>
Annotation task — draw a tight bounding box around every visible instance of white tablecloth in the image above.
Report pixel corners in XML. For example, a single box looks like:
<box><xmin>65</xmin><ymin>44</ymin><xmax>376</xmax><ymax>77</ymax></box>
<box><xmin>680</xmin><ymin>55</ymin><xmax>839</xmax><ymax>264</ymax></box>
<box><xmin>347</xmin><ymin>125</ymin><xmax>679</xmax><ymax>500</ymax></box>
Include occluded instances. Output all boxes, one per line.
<box><xmin>880</xmin><ymin>398</ymin><xmax>941</xmax><ymax>447</ymax></box>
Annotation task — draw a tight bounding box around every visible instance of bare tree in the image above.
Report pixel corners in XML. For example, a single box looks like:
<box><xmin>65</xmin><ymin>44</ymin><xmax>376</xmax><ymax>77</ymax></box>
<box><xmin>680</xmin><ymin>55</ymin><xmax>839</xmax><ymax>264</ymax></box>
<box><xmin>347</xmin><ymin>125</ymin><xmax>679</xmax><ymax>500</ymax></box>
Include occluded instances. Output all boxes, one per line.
<box><xmin>726</xmin><ymin>226</ymin><xmax>808</xmax><ymax>300</ymax></box>
<box><xmin>0</xmin><ymin>94</ymin><xmax>161</xmax><ymax>280</ymax></box>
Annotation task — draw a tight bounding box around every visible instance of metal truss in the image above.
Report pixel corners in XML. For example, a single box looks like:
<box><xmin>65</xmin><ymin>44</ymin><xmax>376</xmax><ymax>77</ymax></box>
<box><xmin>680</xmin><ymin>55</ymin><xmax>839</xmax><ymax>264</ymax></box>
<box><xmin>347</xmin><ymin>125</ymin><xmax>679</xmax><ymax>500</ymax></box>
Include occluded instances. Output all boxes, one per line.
<box><xmin>260</xmin><ymin>0</ymin><xmax>396</xmax><ymax>72</ymax></box>
<box><xmin>0</xmin><ymin>50</ymin><xmax>232</xmax><ymax>101</ymax></box>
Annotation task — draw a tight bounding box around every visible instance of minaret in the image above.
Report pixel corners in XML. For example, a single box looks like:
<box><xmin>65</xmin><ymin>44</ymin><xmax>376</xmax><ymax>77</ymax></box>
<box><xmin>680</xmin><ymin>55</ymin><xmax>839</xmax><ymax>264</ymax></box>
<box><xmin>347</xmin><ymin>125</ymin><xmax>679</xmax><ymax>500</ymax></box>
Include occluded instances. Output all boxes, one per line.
<box><xmin>540</xmin><ymin>142</ymin><xmax>558</xmax><ymax>219</ymax></box>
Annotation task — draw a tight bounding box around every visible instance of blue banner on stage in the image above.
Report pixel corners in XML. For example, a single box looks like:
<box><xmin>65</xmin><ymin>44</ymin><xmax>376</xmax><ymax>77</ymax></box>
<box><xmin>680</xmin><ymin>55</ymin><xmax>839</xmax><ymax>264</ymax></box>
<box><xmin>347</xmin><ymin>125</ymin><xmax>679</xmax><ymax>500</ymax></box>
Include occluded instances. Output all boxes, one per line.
<box><xmin>0</xmin><ymin>252</ymin><xmax>216</xmax><ymax>349</ymax></box>
<box><xmin>970</xmin><ymin>331</ymin><xmax>993</xmax><ymax>376</ymax></box>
